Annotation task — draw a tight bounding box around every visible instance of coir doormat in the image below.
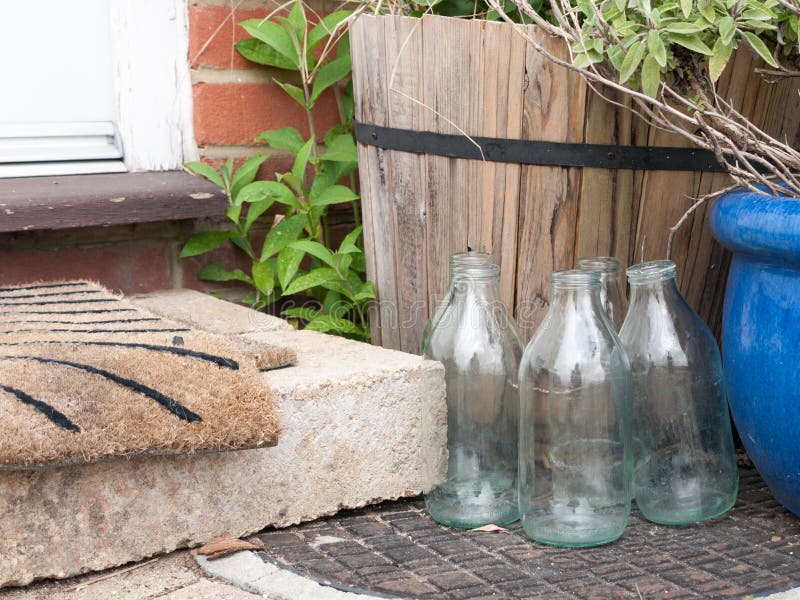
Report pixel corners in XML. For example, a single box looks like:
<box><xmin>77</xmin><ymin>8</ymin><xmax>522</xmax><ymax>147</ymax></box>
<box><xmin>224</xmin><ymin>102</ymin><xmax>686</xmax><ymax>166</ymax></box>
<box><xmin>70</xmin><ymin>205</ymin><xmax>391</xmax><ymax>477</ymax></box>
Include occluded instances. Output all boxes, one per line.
<box><xmin>0</xmin><ymin>281</ymin><xmax>291</xmax><ymax>469</ymax></box>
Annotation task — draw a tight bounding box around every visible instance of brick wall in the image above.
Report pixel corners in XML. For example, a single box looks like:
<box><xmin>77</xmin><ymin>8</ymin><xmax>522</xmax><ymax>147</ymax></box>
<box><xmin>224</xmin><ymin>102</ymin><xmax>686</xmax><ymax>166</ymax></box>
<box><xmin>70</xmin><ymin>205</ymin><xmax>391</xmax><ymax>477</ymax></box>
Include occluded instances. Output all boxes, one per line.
<box><xmin>0</xmin><ymin>0</ymin><xmax>354</xmax><ymax>297</ymax></box>
<box><xmin>188</xmin><ymin>0</ymin><xmax>341</xmax><ymax>178</ymax></box>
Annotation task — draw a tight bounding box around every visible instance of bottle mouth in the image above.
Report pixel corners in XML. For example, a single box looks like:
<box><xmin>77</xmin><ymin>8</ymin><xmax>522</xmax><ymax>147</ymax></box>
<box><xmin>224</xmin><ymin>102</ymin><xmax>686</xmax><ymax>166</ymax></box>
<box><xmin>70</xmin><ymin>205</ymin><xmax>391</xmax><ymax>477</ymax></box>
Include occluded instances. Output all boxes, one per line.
<box><xmin>577</xmin><ymin>256</ymin><xmax>622</xmax><ymax>276</ymax></box>
<box><xmin>450</xmin><ymin>251</ymin><xmax>492</xmax><ymax>273</ymax></box>
<box><xmin>551</xmin><ymin>269</ymin><xmax>600</xmax><ymax>289</ymax></box>
<box><xmin>626</xmin><ymin>260</ymin><xmax>676</xmax><ymax>284</ymax></box>
<box><xmin>452</xmin><ymin>261</ymin><xmax>500</xmax><ymax>281</ymax></box>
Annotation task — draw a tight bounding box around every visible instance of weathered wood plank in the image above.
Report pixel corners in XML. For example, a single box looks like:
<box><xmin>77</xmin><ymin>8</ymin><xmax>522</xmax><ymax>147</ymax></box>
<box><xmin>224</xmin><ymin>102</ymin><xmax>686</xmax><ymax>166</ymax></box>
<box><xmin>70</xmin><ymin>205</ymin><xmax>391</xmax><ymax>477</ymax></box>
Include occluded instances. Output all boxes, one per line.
<box><xmin>351</xmin><ymin>14</ymin><xmax>799</xmax><ymax>352</ymax></box>
<box><xmin>351</xmin><ymin>15</ymin><xmax>396</xmax><ymax>347</ymax></box>
<box><xmin>382</xmin><ymin>16</ymin><xmax>429</xmax><ymax>352</ymax></box>
<box><xmin>421</xmin><ymin>16</ymin><xmax>473</xmax><ymax>315</ymax></box>
<box><xmin>472</xmin><ymin>21</ymin><xmax>525</xmax><ymax>310</ymax></box>
<box><xmin>515</xmin><ymin>31</ymin><xmax>586</xmax><ymax>340</ymax></box>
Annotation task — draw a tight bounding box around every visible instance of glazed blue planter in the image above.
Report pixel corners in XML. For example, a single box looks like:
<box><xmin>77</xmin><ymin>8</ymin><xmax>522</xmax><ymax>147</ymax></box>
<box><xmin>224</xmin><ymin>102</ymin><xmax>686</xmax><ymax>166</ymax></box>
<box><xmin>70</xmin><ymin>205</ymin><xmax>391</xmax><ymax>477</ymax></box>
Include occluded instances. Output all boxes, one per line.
<box><xmin>709</xmin><ymin>188</ymin><xmax>800</xmax><ymax>517</ymax></box>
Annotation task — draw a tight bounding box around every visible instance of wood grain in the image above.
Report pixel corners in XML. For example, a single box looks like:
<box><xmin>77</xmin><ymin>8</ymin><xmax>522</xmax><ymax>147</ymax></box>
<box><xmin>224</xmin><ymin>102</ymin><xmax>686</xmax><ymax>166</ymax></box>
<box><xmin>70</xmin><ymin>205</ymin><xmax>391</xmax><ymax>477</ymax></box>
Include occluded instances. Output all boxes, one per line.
<box><xmin>351</xmin><ymin>14</ymin><xmax>800</xmax><ymax>352</ymax></box>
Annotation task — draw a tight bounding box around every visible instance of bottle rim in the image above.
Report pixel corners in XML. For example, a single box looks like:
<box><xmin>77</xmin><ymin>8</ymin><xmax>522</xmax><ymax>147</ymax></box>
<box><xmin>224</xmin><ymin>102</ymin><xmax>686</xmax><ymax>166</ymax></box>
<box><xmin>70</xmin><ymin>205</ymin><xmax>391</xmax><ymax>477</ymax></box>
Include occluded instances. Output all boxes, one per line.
<box><xmin>551</xmin><ymin>269</ymin><xmax>601</xmax><ymax>288</ymax></box>
<box><xmin>577</xmin><ymin>256</ymin><xmax>622</xmax><ymax>275</ymax></box>
<box><xmin>450</xmin><ymin>251</ymin><xmax>492</xmax><ymax>272</ymax></box>
<box><xmin>452</xmin><ymin>261</ymin><xmax>500</xmax><ymax>280</ymax></box>
<box><xmin>626</xmin><ymin>259</ymin><xmax>677</xmax><ymax>284</ymax></box>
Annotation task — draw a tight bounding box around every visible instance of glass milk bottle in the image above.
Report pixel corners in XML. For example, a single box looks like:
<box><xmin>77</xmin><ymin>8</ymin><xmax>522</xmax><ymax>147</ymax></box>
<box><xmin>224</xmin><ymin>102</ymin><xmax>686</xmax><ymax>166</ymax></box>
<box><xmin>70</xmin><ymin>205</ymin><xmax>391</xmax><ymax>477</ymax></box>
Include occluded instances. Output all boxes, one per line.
<box><xmin>519</xmin><ymin>270</ymin><xmax>632</xmax><ymax>546</ymax></box>
<box><xmin>421</xmin><ymin>251</ymin><xmax>492</xmax><ymax>354</ymax></box>
<box><xmin>620</xmin><ymin>260</ymin><xmax>738</xmax><ymax>524</ymax></box>
<box><xmin>578</xmin><ymin>256</ymin><xmax>628</xmax><ymax>331</ymax></box>
<box><xmin>424</xmin><ymin>260</ymin><xmax>522</xmax><ymax>527</ymax></box>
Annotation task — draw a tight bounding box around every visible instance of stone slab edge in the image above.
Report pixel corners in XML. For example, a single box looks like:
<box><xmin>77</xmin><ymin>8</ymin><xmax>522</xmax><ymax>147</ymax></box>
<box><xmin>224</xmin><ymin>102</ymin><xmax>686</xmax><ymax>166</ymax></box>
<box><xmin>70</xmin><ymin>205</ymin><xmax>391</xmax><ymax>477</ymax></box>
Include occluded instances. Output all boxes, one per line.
<box><xmin>196</xmin><ymin>551</ymin><xmax>392</xmax><ymax>599</ymax></box>
<box><xmin>0</xmin><ymin>291</ymin><xmax>446</xmax><ymax>588</ymax></box>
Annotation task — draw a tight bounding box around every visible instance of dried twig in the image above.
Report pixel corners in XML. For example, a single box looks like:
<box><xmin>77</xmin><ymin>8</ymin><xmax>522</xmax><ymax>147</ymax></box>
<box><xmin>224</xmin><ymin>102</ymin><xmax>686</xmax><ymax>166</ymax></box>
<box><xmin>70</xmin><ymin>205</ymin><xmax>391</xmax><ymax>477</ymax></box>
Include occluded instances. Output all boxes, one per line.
<box><xmin>66</xmin><ymin>558</ymin><xmax>158</xmax><ymax>592</ymax></box>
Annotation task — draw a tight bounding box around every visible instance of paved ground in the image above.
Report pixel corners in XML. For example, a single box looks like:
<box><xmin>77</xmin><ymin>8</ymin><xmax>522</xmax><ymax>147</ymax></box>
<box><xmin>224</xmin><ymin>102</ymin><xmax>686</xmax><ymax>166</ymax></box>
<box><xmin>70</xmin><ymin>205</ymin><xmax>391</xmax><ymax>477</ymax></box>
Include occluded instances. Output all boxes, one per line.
<box><xmin>0</xmin><ymin>551</ymin><xmax>260</xmax><ymax>599</ymax></box>
<box><xmin>3</xmin><ymin>460</ymin><xmax>799</xmax><ymax>599</ymax></box>
<box><xmin>253</xmin><ymin>461</ymin><xmax>800</xmax><ymax>599</ymax></box>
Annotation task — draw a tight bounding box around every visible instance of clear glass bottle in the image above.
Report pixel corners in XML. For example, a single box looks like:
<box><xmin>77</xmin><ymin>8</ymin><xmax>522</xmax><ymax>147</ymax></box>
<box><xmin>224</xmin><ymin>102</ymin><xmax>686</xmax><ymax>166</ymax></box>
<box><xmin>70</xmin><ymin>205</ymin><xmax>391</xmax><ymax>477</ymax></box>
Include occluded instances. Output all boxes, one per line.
<box><xmin>424</xmin><ymin>260</ymin><xmax>522</xmax><ymax>528</ymax></box>
<box><xmin>619</xmin><ymin>260</ymin><xmax>738</xmax><ymax>525</ymax></box>
<box><xmin>577</xmin><ymin>256</ymin><xmax>628</xmax><ymax>331</ymax></box>
<box><xmin>519</xmin><ymin>270</ymin><xmax>632</xmax><ymax>547</ymax></box>
<box><xmin>420</xmin><ymin>251</ymin><xmax>492</xmax><ymax>355</ymax></box>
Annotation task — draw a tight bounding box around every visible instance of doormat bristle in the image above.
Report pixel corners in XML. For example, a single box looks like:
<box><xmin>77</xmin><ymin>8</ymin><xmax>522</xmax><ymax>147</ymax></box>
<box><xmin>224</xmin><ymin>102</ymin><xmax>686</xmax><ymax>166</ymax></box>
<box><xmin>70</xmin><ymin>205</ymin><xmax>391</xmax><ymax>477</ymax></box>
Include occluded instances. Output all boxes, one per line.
<box><xmin>0</xmin><ymin>281</ymin><xmax>288</xmax><ymax>470</ymax></box>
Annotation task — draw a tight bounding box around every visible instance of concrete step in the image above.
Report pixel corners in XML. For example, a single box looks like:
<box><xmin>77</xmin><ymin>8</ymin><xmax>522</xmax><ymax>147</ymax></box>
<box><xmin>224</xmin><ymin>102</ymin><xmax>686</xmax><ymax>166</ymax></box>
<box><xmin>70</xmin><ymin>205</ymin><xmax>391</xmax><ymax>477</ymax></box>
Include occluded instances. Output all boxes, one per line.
<box><xmin>0</xmin><ymin>290</ymin><xmax>446</xmax><ymax>588</ymax></box>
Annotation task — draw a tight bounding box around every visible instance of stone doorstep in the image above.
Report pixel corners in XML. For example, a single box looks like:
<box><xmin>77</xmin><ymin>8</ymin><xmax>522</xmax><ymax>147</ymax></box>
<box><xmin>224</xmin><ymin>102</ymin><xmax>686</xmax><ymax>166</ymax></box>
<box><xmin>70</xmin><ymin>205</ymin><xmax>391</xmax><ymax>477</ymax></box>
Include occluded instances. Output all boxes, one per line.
<box><xmin>0</xmin><ymin>290</ymin><xmax>447</xmax><ymax>588</ymax></box>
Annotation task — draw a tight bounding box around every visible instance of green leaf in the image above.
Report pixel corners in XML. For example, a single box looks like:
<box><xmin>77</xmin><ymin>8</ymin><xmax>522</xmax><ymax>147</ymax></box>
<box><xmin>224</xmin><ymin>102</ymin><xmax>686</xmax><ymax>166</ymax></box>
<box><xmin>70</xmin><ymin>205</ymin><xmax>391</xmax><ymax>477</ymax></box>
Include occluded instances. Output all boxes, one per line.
<box><xmin>220</xmin><ymin>158</ymin><xmax>234</xmax><ymax>190</ymax></box>
<box><xmin>647</xmin><ymin>30</ymin><xmax>668</xmax><ymax>67</ymax></box>
<box><xmin>742</xmin><ymin>31</ymin><xmax>779</xmax><ymax>67</ymax></box>
<box><xmin>319</xmin><ymin>134</ymin><xmax>358</xmax><ymax>163</ymax></box>
<box><xmin>277</xmin><ymin>246</ymin><xmax>305</xmax><ymax>289</ymax></box>
<box><xmin>235</xmin><ymin>39</ymin><xmax>296</xmax><ymax>70</ymax></box>
<box><xmin>197</xmin><ymin>263</ymin><xmax>253</xmax><ymax>284</ymax></box>
<box><xmin>277</xmin><ymin>172</ymin><xmax>305</xmax><ymax>197</ymax></box>
<box><xmin>287</xmin><ymin>0</ymin><xmax>307</xmax><ymax>41</ymax></box>
<box><xmin>308</xmin><ymin>11</ymin><xmax>352</xmax><ymax>53</ymax></box>
<box><xmin>184</xmin><ymin>162</ymin><xmax>223</xmax><ymax>188</ymax></box>
<box><xmin>338</xmin><ymin>226</ymin><xmax>363</xmax><ymax>254</ymax></box>
<box><xmin>244</xmin><ymin>198</ymin><xmax>276</xmax><ymax>235</ymax></box>
<box><xmin>698</xmin><ymin>0</ymin><xmax>716</xmax><ymax>22</ymax></box>
<box><xmin>252</xmin><ymin>261</ymin><xmax>275</xmax><ymax>296</ymax></box>
<box><xmin>226</xmin><ymin>204</ymin><xmax>242</xmax><ymax>223</ymax></box>
<box><xmin>305</xmin><ymin>314</ymin><xmax>363</xmax><ymax>336</ymax></box>
<box><xmin>353</xmin><ymin>280</ymin><xmax>376</xmax><ymax>302</ymax></box>
<box><xmin>241</xmin><ymin>19</ymin><xmax>299</xmax><ymax>68</ymax></box>
<box><xmin>334</xmin><ymin>252</ymin><xmax>353</xmax><ymax>275</ymax></box>
<box><xmin>260</xmin><ymin>214</ymin><xmax>307</xmax><ymax>260</ymax></box>
<box><xmin>238</xmin><ymin>180</ymin><xmax>301</xmax><ymax>210</ymax></box>
<box><xmin>274</xmin><ymin>80</ymin><xmax>307</xmax><ymax>108</ymax></box>
<box><xmin>668</xmin><ymin>33</ymin><xmax>713</xmax><ymax>54</ymax></box>
<box><xmin>641</xmin><ymin>54</ymin><xmax>661</xmax><ymax>97</ymax></box>
<box><xmin>179</xmin><ymin>231</ymin><xmax>231</xmax><ymax>258</ymax></box>
<box><xmin>680</xmin><ymin>0</ymin><xmax>693</xmax><ymax>18</ymax></box>
<box><xmin>281</xmin><ymin>306</ymin><xmax>322</xmax><ymax>321</ymax></box>
<box><xmin>664</xmin><ymin>22</ymin><xmax>708</xmax><ymax>34</ymax></box>
<box><xmin>718</xmin><ymin>15</ymin><xmax>736</xmax><ymax>45</ymax></box>
<box><xmin>310</xmin><ymin>185</ymin><xmax>358</xmax><ymax>207</ymax></box>
<box><xmin>289</xmin><ymin>240</ymin><xmax>336</xmax><ymax>268</ymax></box>
<box><xmin>292</xmin><ymin>138</ymin><xmax>315</xmax><ymax>182</ymax></box>
<box><xmin>709</xmin><ymin>38</ymin><xmax>734</xmax><ymax>81</ymax></box>
<box><xmin>231</xmin><ymin>154</ymin><xmax>269</xmax><ymax>202</ymax></box>
<box><xmin>310</xmin><ymin>57</ymin><xmax>352</xmax><ymax>106</ymax></box>
<box><xmin>255</xmin><ymin>127</ymin><xmax>305</xmax><ymax>154</ymax></box>
<box><xmin>619</xmin><ymin>40</ymin><xmax>646</xmax><ymax>83</ymax></box>
<box><xmin>283</xmin><ymin>267</ymin><xmax>339</xmax><ymax>296</ymax></box>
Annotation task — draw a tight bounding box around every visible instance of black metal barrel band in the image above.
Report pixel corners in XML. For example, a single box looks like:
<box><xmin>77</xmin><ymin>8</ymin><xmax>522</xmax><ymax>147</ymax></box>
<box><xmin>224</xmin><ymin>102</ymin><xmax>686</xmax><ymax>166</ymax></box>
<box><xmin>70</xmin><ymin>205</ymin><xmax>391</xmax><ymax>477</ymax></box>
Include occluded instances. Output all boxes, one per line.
<box><xmin>353</xmin><ymin>120</ymin><xmax>728</xmax><ymax>173</ymax></box>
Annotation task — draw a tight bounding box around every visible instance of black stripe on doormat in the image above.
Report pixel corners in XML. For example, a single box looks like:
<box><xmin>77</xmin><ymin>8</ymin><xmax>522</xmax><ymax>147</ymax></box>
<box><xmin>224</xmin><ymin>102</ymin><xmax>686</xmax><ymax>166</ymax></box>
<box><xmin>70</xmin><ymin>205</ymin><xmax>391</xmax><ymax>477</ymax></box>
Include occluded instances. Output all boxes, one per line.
<box><xmin>0</xmin><ymin>340</ymin><xmax>239</xmax><ymax>369</ymax></box>
<box><xmin>0</xmin><ymin>356</ymin><xmax>202</xmax><ymax>423</ymax></box>
<box><xmin>0</xmin><ymin>298</ymin><xmax>119</xmax><ymax>307</ymax></box>
<box><xmin>0</xmin><ymin>328</ymin><xmax>191</xmax><ymax>335</ymax></box>
<box><xmin>0</xmin><ymin>289</ymin><xmax>105</xmax><ymax>300</ymax></box>
<box><xmin>354</xmin><ymin>120</ymin><xmax>731</xmax><ymax>172</ymax></box>
<box><xmin>0</xmin><ymin>383</ymin><xmax>80</xmax><ymax>432</ymax></box>
<box><xmin>0</xmin><ymin>282</ymin><xmax>90</xmax><ymax>293</ymax></box>
<box><xmin>6</xmin><ymin>309</ymin><xmax>138</xmax><ymax>315</ymax></box>
<box><xmin>2</xmin><ymin>318</ymin><xmax>162</xmax><ymax>325</ymax></box>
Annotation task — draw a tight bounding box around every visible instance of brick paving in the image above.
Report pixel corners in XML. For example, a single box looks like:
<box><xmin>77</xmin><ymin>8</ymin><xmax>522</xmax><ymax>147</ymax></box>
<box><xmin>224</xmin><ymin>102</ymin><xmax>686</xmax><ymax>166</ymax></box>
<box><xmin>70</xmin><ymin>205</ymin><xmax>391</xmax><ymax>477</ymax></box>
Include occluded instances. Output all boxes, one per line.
<box><xmin>253</xmin><ymin>462</ymin><xmax>800</xmax><ymax>599</ymax></box>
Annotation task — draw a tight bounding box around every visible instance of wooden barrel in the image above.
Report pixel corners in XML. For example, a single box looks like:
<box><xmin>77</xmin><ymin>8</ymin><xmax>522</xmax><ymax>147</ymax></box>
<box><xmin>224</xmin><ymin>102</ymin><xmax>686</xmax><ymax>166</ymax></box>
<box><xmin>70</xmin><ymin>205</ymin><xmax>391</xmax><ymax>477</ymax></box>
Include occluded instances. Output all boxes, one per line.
<box><xmin>351</xmin><ymin>13</ymin><xmax>800</xmax><ymax>351</ymax></box>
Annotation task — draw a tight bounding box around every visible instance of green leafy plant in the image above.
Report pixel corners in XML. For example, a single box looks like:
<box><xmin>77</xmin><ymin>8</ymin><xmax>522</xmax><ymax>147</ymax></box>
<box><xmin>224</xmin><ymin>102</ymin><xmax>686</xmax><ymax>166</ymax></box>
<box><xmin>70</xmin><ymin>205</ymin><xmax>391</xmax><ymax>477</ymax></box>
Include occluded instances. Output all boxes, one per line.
<box><xmin>182</xmin><ymin>2</ymin><xmax>373</xmax><ymax>341</ymax></box>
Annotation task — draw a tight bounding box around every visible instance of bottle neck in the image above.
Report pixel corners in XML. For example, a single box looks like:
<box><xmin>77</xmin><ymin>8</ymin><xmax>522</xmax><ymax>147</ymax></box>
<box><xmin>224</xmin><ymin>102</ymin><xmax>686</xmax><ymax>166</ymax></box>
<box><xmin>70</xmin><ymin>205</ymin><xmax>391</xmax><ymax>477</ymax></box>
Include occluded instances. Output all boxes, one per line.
<box><xmin>550</xmin><ymin>285</ymin><xmax>604</xmax><ymax>314</ymax></box>
<box><xmin>628</xmin><ymin>275</ymin><xmax>682</xmax><ymax>308</ymax></box>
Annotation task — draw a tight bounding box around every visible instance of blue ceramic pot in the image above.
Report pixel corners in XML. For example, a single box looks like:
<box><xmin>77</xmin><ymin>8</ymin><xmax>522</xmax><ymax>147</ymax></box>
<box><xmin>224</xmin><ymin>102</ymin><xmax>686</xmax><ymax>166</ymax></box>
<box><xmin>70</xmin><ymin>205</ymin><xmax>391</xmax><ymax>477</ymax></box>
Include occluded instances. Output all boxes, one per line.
<box><xmin>709</xmin><ymin>188</ymin><xmax>800</xmax><ymax>517</ymax></box>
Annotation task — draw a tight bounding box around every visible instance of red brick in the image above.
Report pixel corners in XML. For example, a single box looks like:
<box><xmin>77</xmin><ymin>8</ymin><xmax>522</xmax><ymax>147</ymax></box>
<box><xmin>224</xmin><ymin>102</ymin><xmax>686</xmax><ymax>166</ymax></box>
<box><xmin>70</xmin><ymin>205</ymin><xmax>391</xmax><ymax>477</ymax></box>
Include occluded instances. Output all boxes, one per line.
<box><xmin>189</xmin><ymin>5</ymin><xmax>268</xmax><ymax>69</ymax></box>
<box><xmin>193</xmin><ymin>83</ymin><xmax>341</xmax><ymax>146</ymax></box>
<box><xmin>200</xmin><ymin>153</ymin><xmax>295</xmax><ymax>182</ymax></box>
<box><xmin>0</xmin><ymin>241</ymin><xmax>171</xmax><ymax>294</ymax></box>
<box><xmin>180</xmin><ymin>229</ymin><xmax>267</xmax><ymax>292</ymax></box>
